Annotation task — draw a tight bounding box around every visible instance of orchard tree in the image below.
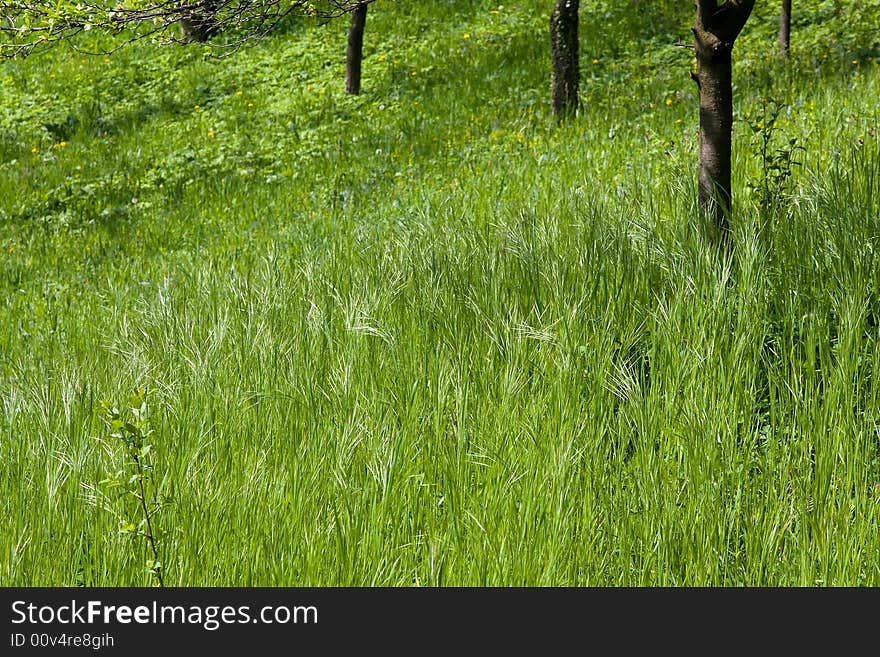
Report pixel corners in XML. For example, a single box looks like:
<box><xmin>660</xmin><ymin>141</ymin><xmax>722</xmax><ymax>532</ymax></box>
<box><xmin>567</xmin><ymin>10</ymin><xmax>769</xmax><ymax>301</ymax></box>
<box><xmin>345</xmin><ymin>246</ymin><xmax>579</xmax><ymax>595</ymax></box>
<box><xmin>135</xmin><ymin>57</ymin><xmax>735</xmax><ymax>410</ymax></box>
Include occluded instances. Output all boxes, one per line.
<box><xmin>550</xmin><ymin>0</ymin><xmax>579</xmax><ymax>119</ymax></box>
<box><xmin>345</xmin><ymin>1</ymin><xmax>368</xmax><ymax>94</ymax></box>
<box><xmin>691</xmin><ymin>0</ymin><xmax>755</xmax><ymax>239</ymax></box>
<box><xmin>779</xmin><ymin>0</ymin><xmax>791</xmax><ymax>56</ymax></box>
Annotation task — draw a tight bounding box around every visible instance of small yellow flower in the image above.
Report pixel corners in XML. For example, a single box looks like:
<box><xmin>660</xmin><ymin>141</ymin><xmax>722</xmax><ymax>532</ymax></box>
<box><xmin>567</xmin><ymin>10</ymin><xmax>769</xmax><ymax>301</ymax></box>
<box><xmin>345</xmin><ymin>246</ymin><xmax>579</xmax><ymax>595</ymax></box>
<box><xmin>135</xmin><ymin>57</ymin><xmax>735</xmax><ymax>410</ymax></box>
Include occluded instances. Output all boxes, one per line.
<box><xmin>248</xmin><ymin>101</ymin><xmax>255</xmax><ymax>106</ymax></box>
<box><xmin>377</xmin><ymin>54</ymin><xmax>386</xmax><ymax>62</ymax></box>
<box><xmin>195</xmin><ymin>104</ymin><xmax>200</xmax><ymax>110</ymax></box>
<box><xmin>851</xmin><ymin>59</ymin><xmax>858</xmax><ymax>65</ymax></box>
<box><xmin>31</xmin><ymin>147</ymin><xmax>38</xmax><ymax>154</ymax></box>
<box><xmin>53</xmin><ymin>141</ymin><xmax>67</xmax><ymax>148</ymax></box>
<box><xmin>463</xmin><ymin>33</ymin><xmax>471</xmax><ymax>39</ymax></box>
<box><xmin>208</xmin><ymin>131</ymin><xmax>215</xmax><ymax>139</ymax></box>
<box><xmin>665</xmin><ymin>98</ymin><xmax>673</xmax><ymax>106</ymax></box>
<box><xmin>592</xmin><ymin>58</ymin><xmax>599</xmax><ymax>64</ymax></box>
<box><xmin>237</xmin><ymin>90</ymin><xmax>243</xmax><ymax>96</ymax></box>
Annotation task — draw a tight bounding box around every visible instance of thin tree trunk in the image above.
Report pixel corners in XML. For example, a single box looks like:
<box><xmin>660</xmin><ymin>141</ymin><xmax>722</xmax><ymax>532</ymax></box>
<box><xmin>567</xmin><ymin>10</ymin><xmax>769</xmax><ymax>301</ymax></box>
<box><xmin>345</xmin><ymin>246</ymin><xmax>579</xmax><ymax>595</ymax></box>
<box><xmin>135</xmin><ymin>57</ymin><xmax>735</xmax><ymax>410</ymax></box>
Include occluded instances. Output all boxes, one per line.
<box><xmin>181</xmin><ymin>0</ymin><xmax>220</xmax><ymax>43</ymax></box>
<box><xmin>692</xmin><ymin>0</ymin><xmax>756</xmax><ymax>239</ymax></box>
<box><xmin>779</xmin><ymin>0</ymin><xmax>791</xmax><ymax>56</ymax></box>
<box><xmin>345</xmin><ymin>2</ymin><xmax>369</xmax><ymax>95</ymax></box>
<box><xmin>550</xmin><ymin>0</ymin><xmax>580</xmax><ymax>119</ymax></box>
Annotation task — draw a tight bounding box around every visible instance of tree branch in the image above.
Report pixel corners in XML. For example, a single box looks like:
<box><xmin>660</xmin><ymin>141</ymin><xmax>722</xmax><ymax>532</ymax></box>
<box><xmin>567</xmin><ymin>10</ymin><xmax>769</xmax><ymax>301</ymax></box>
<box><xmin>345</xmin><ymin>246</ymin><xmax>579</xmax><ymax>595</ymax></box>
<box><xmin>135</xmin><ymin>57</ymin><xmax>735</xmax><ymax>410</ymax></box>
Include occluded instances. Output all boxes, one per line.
<box><xmin>1</xmin><ymin>0</ymin><xmax>378</xmax><ymax>57</ymax></box>
<box><xmin>694</xmin><ymin>0</ymin><xmax>755</xmax><ymax>53</ymax></box>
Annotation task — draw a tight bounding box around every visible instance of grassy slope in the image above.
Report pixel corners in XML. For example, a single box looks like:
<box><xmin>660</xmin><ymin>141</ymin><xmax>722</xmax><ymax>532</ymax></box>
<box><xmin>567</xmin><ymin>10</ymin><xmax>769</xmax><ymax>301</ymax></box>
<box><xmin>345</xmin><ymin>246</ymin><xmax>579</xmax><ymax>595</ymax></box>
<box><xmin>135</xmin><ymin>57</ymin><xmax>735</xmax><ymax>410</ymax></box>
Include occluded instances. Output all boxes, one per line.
<box><xmin>1</xmin><ymin>1</ymin><xmax>879</xmax><ymax>585</ymax></box>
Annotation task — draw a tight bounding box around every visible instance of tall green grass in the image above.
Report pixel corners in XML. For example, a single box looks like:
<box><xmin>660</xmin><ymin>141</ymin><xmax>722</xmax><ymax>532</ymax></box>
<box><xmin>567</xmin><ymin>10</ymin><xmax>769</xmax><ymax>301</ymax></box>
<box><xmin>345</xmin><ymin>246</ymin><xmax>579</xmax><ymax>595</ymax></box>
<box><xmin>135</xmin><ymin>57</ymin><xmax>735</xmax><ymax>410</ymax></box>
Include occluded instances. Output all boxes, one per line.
<box><xmin>1</xmin><ymin>1</ymin><xmax>879</xmax><ymax>585</ymax></box>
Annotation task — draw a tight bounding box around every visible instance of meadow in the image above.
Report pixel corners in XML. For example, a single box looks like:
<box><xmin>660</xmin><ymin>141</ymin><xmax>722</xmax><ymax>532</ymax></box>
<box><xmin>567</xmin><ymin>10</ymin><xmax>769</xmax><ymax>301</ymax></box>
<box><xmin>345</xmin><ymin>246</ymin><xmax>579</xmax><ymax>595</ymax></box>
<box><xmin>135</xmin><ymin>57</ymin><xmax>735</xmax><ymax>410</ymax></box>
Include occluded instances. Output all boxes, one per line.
<box><xmin>1</xmin><ymin>1</ymin><xmax>879</xmax><ymax>585</ymax></box>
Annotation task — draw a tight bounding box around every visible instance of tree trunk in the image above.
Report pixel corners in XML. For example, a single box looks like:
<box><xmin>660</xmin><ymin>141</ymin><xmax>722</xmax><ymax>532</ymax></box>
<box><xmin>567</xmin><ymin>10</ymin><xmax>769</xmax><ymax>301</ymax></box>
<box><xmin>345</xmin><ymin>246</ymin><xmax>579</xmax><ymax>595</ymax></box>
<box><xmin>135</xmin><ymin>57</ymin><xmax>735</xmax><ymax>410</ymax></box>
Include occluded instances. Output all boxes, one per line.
<box><xmin>345</xmin><ymin>2</ymin><xmax>369</xmax><ymax>95</ymax></box>
<box><xmin>695</xmin><ymin>47</ymin><xmax>734</xmax><ymax>235</ymax></box>
<box><xmin>181</xmin><ymin>0</ymin><xmax>220</xmax><ymax>43</ymax></box>
<box><xmin>779</xmin><ymin>0</ymin><xmax>791</xmax><ymax>56</ymax></box>
<box><xmin>550</xmin><ymin>0</ymin><xmax>580</xmax><ymax>119</ymax></box>
<box><xmin>692</xmin><ymin>0</ymin><xmax>755</xmax><ymax>239</ymax></box>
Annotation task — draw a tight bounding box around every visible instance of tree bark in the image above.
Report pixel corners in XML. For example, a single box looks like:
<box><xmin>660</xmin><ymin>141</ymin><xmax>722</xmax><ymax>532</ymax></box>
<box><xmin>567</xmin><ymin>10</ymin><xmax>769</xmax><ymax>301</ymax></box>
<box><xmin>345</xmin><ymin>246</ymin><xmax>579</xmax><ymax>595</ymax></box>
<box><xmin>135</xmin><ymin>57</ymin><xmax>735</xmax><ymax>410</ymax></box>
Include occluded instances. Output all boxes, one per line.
<box><xmin>779</xmin><ymin>0</ymin><xmax>791</xmax><ymax>56</ymax></box>
<box><xmin>345</xmin><ymin>2</ymin><xmax>369</xmax><ymax>95</ymax></box>
<box><xmin>181</xmin><ymin>0</ymin><xmax>220</xmax><ymax>43</ymax></box>
<box><xmin>550</xmin><ymin>0</ymin><xmax>580</xmax><ymax>119</ymax></box>
<box><xmin>692</xmin><ymin>0</ymin><xmax>755</xmax><ymax>238</ymax></box>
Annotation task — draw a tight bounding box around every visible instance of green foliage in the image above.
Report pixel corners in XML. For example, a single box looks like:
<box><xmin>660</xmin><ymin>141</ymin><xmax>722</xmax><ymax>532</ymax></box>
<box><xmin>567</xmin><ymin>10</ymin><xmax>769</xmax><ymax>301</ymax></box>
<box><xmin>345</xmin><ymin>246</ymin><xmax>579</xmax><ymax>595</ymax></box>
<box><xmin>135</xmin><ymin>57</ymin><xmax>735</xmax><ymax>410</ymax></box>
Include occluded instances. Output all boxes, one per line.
<box><xmin>745</xmin><ymin>98</ymin><xmax>804</xmax><ymax>217</ymax></box>
<box><xmin>741</xmin><ymin>0</ymin><xmax>880</xmax><ymax>63</ymax></box>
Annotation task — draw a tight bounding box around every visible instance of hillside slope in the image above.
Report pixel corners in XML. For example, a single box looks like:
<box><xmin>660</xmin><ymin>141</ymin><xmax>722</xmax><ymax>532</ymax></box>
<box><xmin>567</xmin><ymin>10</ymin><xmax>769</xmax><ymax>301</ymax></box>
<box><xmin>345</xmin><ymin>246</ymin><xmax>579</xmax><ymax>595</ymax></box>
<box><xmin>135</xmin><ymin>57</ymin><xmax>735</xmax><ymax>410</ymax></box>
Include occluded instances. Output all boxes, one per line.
<box><xmin>1</xmin><ymin>1</ymin><xmax>879</xmax><ymax>586</ymax></box>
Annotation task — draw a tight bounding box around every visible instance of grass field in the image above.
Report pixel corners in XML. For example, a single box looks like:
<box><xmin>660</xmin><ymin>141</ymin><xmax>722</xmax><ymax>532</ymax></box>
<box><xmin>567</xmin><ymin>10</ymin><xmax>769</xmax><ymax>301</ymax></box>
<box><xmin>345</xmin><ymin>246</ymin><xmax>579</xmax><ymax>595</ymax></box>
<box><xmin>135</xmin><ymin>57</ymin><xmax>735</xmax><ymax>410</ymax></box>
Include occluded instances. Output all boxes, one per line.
<box><xmin>1</xmin><ymin>1</ymin><xmax>879</xmax><ymax>586</ymax></box>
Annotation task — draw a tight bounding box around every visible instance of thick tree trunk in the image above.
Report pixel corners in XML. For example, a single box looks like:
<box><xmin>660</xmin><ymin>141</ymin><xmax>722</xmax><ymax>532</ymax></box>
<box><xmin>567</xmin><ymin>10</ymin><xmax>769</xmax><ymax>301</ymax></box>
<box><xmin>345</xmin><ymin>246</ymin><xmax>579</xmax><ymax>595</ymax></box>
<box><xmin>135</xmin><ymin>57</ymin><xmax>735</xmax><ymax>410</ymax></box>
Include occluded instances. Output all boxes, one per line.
<box><xmin>550</xmin><ymin>0</ymin><xmax>580</xmax><ymax>119</ymax></box>
<box><xmin>779</xmin><ymin>0</ymin><xmax>791</xmax><ymax>56</ymax></box>
<box><xmin>692</xmin><ymin>0</ymin><xmax>755</xmax><ymax>239</ymax></box>
<box><xmin>695</xmin><ymin>47</ymin><xmax>734</xmax><ymax>235</ymax></box>
<box><xmin>181</xmin><ymin>0</ymin><xmax>220</xmax><ymax>43</ymax></box>
<box><xmin>345</xmin><ymin>2</ymin><xmax>369</xmax><ymax>95</ymax></box>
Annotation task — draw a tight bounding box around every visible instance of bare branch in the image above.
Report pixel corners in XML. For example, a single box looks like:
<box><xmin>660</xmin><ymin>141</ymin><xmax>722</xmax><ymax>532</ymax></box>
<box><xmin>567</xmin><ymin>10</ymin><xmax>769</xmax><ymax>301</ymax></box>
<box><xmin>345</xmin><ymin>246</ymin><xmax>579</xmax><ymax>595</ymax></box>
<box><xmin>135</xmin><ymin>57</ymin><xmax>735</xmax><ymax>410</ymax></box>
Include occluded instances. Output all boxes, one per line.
<box><xmin>0</xmin><ymin>0</ymin><xmax>378</xmax><ymax>58</ymax></box>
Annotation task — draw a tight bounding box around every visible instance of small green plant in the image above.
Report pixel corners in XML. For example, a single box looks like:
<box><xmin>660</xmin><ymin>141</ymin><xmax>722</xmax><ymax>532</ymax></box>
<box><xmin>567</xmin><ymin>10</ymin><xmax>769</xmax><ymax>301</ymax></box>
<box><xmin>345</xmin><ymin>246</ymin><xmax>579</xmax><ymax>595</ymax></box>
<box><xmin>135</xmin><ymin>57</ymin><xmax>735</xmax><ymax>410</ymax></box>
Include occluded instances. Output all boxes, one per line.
<box><xmin>746</xmin><ymin>98</ymin><xmax>805</xmax><ymax>217</ymax></box>
<box><xmin>98</xmin><ymin>389</ymin><xmax>165</xmax><ymax>587</ymax></box>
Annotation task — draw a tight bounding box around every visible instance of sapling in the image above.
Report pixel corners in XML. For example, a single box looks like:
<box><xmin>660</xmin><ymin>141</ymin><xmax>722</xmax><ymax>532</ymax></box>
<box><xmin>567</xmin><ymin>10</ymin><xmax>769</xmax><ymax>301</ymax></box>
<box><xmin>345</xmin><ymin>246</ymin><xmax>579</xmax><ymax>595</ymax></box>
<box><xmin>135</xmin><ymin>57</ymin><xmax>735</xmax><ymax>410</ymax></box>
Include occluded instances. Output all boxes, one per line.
<box><xmin>98</xmin><ymin>389</ymin><xmax>165</xmax><ymax>587</ymax></box>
